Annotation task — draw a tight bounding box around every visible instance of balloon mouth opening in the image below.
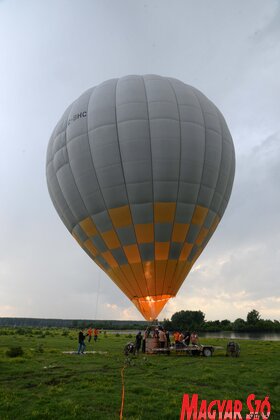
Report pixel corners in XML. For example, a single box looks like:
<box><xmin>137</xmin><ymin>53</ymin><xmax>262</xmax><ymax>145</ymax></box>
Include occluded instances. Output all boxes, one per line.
<box><xmin>132</xmin><ymin>294</ymin><xmax>174</xmax><ymax>321</ymax></box>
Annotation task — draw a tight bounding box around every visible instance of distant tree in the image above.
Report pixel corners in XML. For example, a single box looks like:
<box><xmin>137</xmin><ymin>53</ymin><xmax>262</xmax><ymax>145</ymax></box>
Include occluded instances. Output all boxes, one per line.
<box><xmin>170</xmin><ymin>310</ymin><xmax>205</xmax><ymax>331</ymax></box>
<box><xmin>162</xmin><ymin>318</ymin><xmax>172</xmax><ymax>330</ymax></box>
<box><xmin>258</xmin><ymin>319</ymin><xmax>275</xmax><ymax>331</ymax></box>
<box><xmin>203</xmin><ymin>320</ymin><xmax>220</xmax><ymax>331</ymax></box>
<box><xmin>233</xmin><ymin>318</ymin><xmax>246</xmax><ymax>331</ymax></box>
<box><xmin>220</xmin><ymin>319</ymin><xmax>232</xmax><ymax>329</ymax></box>
<box><xmin>247</xmin><ymin>309</ymin><xmax>261</xmax><ymax>325</ymax></box>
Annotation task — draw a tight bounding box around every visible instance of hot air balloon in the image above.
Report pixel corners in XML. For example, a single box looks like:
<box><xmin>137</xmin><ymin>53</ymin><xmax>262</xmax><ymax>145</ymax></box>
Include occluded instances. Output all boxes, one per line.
<box><xmin>46</xmin><ymin>75</ymin><xmax>235</xmax><ymax>321</ymax></box>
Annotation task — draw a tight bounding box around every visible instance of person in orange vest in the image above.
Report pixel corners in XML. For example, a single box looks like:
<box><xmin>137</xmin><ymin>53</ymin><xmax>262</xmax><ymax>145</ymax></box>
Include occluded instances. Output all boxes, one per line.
<box><xmin>93</xmin><ymin>328</ymin><xmax>99</xmax><ymax>342</ymax></box>
<box><xmin>173</xmin><ymin>331</ymin><xmax>180</xmax><ymax>348</ymax></box>
<box><xmin>87</xmin><ymin>327</ymin><xmax>93</xmax><ymax>343</ymax></box>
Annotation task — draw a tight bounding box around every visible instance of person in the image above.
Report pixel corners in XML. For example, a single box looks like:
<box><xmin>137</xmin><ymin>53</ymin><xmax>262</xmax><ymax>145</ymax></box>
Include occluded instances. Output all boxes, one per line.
<box><xmin>184</xmin><ymin>330</ymin><xmax>190</xmax><ymax>345</ymax></box>
<box><xmin>93</xmin><ymin>328</ymin><xmax>99</xmax><ymax>342</ymax></box>
<box><xmin>87</xmin><ymin>327</ymin><xmax>93</xmax><ymax>343</ymax></box>
<box><xmin>190</xmin><ymin>331</ymin><xmax>198</xmax><ymax>345</ymax></box>
<box><xmin>173</xmin><ymin>331</ymin><xmax>180</xmax><ymax>348</ymax></box>
<box><xmin>77</xmin><ymin>329</ymin><xmax>87</xmax><ymax>354</ymax></box>
<box><xmin>134</xmin><ymin>331</ymin><xmax>142</xmax><ymax>355</ymax></box>
<box><xmin>142</xmin><ymin>328</ymin><xmax>148</xmax><ymax>353</ymax></box>
<box><xmin>158</xmin><ymin>328</ymin><xmax>166</xmax><ymax>349</ymax></box>
<box><xmin>165</xmin><ymin>330</ymin><xmax>171</xmax><ymax>347</ymax></box>
<box><xmin>153</xmin><ymin>327</ymin><xmax>159</xmax><ymax>338</ymax></box>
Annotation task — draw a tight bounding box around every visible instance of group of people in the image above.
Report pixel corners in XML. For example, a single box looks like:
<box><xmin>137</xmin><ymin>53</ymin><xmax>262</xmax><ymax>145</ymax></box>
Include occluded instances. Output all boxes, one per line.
<box><xmin>133</xmin><ymin>328</ymin><xmax>199</xmax><ymax>354</ymax></box>
<box><xmin>173</xmin><ymin>330</ymin><xmax>198</xmax><ymax>347</ymax></box>
<box><xmin>77</xmin><ymin>327</ymin><xmax>99</xmax><ymax>354</ymax></box>
<box><xmin>77</xmin><ymin>326</ymin><xmax>199</xmax><ymax>355</ymax></box>
<box><xmin>135</xmin><ymin>327</ymin><xmax>168</xmax><ymax>353</ymax></box>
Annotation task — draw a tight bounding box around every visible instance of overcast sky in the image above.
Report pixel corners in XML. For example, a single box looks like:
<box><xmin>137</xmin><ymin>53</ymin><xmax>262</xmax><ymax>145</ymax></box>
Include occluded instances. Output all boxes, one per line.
<box><xmin>0</xmin><ymin>0</ymin><xmax>279</xmax><ymax>322</ymax></box>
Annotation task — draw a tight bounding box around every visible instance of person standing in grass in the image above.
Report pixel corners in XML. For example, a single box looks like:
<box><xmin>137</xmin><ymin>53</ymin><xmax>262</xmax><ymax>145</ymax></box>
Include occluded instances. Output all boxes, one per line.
<box><xmin>173</xmin><ymin>331</ymin><xmax>180</xmax><ymax>347</ymax></box>
<box><xmin>183</xmin><ymin>330</ymin><xmax>190</xmax><ymax>345</ymax></box>
<box><xmin>87</xmin><ymin>327</ymin><xmax>93</xmax><ymax>343</ymax></box>
<box><xmin>77</xmin><ymin>329</ymin><xmax>87</xmax><ymax>354</ymax></box>
<box><xmin>134</xmin><ymin>331</ymin><xmax>142</xmax><ymax>355</ymax></box>
<box><xmin>93</xmin><ymin>328</ymin><xmax>99</xmax><ymax>342</ymax></box>
<box><xmin>159</xmin><ymin>328</ymin><xmax>166</xmax><ymax>348</ymax></box>
<box><xmin>165</xmin><ymin>330</ymin><xmax>171</xmax><ymax>347</ymax></box>
<box><xmin>142</xmin><ymin>328</ymin><xmax>148</xmax><ymax>353</ymax></box>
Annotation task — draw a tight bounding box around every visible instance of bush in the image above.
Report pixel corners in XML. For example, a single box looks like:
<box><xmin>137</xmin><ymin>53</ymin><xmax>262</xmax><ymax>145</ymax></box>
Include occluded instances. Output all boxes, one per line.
<box><xmin>16</xmin><ymin>328</ymin><xmax>29</xmax><ymax>335</ymax></box>
<box><xmin>35</xmin><ymin>344</ymin><xmax>44</xmax><ymax>353</ymax></box>
<box><xmin>6</xmin><ymin>346</ymin><xmax>24</xmax><ymax>358</ymax></box>
<box><xmin>115</xmin><ymin>333</ymin><xmax>120</xmax><ymax>337</ymax></box>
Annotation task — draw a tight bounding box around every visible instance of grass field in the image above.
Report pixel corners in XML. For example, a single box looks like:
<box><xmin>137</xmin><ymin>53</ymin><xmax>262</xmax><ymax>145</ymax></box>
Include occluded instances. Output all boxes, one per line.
<box><xmin>0</xmin><ymin>328</ymin><xmax>279</xmax><ymax>419</ymax></box>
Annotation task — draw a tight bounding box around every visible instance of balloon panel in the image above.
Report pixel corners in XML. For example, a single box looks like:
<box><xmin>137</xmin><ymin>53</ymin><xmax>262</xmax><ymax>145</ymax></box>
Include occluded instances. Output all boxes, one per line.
<box><xmin>46</xmin><ymin>75</ymin><xmax>235</xmax><ymax>320</ymax></box>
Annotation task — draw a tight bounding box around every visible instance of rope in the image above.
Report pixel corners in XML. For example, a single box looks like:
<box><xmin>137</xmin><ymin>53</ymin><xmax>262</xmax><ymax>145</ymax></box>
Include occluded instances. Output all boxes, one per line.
<box><xmin>120</xmin><ymin>365</ymin><xmax>126</xmax><ymax>420</ymax></box>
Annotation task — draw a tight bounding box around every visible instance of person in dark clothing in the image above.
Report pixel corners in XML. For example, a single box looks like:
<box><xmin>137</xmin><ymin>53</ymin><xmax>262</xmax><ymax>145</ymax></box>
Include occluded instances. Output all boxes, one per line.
<box><xmin>184</xmin><ymin>331</ymin><xmax>190</xmax><ymax>345</ymax></box>
<box><xmin>165</xmin><ymin>330</ymin><xmax>171</xmax><ymax>347</ymax></box>
<box><xmin>142</xmin><ymin>329</ymin><xmax>148</xmax><ymax>353</ymax></box>
<box><xmin>158</xmin><ymin>328</ymin><xmax>166</xmax><ymax>348</ymax></box>
<box><xmin>77</xmin><ymin>329</ymin><xmax>87</xmax><ymax>354</ymax></box>
<box><xmin>134</xmin><ymin>331</ymin><xmax>142</xmax><ymax>355</ymax></box>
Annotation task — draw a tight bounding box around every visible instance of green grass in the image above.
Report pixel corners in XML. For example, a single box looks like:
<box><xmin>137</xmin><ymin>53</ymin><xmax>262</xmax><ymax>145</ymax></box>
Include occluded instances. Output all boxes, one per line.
<box><xmin>0</xmin><ymin>328</ymin><xmax>279</xmax><ymax>419</ymax></box>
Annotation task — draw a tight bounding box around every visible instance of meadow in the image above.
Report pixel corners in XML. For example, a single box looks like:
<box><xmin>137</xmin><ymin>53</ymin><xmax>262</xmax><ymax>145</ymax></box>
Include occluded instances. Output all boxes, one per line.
<box><xmin>0</xmin><ymin>327</ymin><xmax>279</xmax><ymax>419</ymax></box>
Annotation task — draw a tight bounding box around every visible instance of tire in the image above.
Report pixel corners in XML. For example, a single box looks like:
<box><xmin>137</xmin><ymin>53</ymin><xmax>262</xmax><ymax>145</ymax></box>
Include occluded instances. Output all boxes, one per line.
<box><xmin>202</xmin><ymin>347</ymin><xmax>212</xmax><ymax>357</ymax></box>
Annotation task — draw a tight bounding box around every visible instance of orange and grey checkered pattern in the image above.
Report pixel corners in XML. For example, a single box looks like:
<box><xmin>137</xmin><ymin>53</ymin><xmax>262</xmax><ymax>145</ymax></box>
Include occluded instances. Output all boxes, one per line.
<box><xmin>47</xmin><ymin>75</ymin><xmax>235</xmax><ymax>321</ymax></box>
<box><xmin>72</xmin><ymin>202</ymin><xmax>220</xmax><ymax>320</ymax></box>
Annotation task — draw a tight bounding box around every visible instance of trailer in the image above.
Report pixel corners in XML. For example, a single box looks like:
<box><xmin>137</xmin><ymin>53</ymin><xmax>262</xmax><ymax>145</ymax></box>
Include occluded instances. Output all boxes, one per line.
<box><xmin>151</xmin><ymin>344</ymin><xmax>217</xmax><ymax>357</ymax></box>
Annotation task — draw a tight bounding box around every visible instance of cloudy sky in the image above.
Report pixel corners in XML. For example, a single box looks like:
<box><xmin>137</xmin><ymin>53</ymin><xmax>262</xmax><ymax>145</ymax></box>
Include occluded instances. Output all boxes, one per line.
<box><xmin>0</xmin><ymin>0</ymin><xmax>279</xmax><ymax>322</ymax></box>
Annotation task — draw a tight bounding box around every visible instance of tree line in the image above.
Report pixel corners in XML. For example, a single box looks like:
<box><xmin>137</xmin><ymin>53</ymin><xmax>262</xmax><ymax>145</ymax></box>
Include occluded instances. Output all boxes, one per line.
<box><xmin>162</xmin><ymin>309</ymin><xmax>280</xmax><ymax>332</ymax></box>
<box><xmin>0</xmin><ymin>317</ymin><xmax>146</xmax><ymax>329</ymax></box>
<box><xmin>0</xmin><ymin>309</ymin><xmax>279</xmax><ymax>332</ymax></box>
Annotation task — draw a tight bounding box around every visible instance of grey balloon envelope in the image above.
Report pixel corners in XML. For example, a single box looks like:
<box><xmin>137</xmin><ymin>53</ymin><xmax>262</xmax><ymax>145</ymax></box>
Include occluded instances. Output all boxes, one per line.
<box><xmin>46</xmin><ymin>75</ymin><xmax>235</xmax><ymax>320</ymax></box>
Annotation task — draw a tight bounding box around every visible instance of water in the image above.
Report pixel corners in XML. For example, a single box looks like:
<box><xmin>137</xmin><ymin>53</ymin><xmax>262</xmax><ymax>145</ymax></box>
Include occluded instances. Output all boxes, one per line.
<box><xmin>199</xmin><ymin>331</ymin><xmax>280</xmax><ymax>341</ymax></box>
<box><xmin>107</xmin><ymin>330</ymin><xmax>280</xmax><ymax>341</ymax></box>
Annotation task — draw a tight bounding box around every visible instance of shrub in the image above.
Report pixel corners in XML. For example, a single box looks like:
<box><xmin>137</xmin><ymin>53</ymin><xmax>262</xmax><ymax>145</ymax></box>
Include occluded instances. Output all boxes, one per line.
<box><xmin>16</xmin><ymin>328</ymin><xmax>29</xmax><ymax>335</ymax></box>
<box><xmin>6</xmin><ymin>346</ymin><xmax>24</xmax><ymax>358</ymax></box>
<box><xmin>35</xmin><ymin>344</ymin><xmax>44</xmax><ymax>353</ymax></box>
<box><xmin>115</xmin><ymin>333</ymin><xmax>120</xmax><ymax>337</ymax></box>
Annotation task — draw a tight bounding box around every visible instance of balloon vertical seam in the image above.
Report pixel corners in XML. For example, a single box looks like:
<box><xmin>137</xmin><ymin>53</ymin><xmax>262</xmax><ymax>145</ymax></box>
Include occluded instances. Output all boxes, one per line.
<box><xmin>161</xmin><ymin>78</ymin><xmax>182</xmax><ymax>299</ymax></box>
<box><xmin>142</xmin><ymin>75</ymin><xmax>156</xmax><ymax>299</ymax></box>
